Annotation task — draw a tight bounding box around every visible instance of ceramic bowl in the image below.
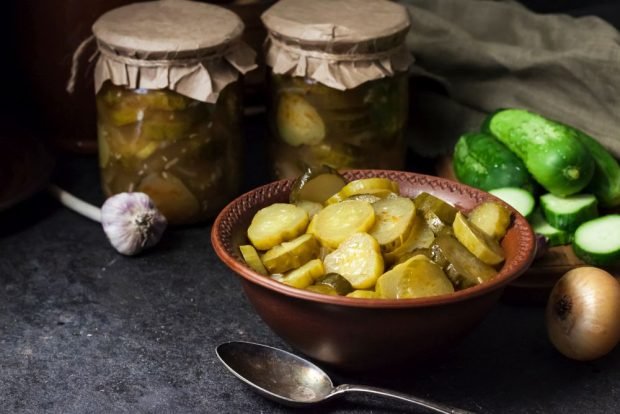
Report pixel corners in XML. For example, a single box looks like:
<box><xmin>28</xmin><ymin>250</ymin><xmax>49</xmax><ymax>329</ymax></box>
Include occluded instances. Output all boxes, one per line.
<box><xmin>212</xmin><ymin>170</ymin><xmax>536</xmax><ymax>371</ymax></box>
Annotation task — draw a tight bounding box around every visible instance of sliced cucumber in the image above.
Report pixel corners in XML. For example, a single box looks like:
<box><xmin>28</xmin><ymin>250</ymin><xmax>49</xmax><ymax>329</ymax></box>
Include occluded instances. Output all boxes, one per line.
<box><xmin>540</xmin><ymin>193</ymin><xmax>598</xmax><ymax>232</ymax></box>
<box><xmin>239</xmin><ymin>245</ymin><xmax>268</xmax><ymax>275</ymax></box>
<box><xmin>289</xmin><ymin>166</ymin><xmax>346</xmax><ymax>204</ymax></box>
<box><xmin>313</xmin><ymin>200</ymin><xmax>375</xmax><ymax>249</ymax></box>
<box><xmin>247</xmin><ymin>203</ymin><xmax>309</xmax><ymax>250</ymax></box>
<box><xmin>572</xmin><ymin>215</ymin><xmax>620</xmax><ymax>266</ymax></box>
<box><xmin>323</xmin><ymin>232</ymin><xmax>384</xmax><ymax>290</ymax></box>
<box><xmin>279</xmin><ymin>259</ymin><xmax>325</xmax><ymax>289</ymax></box>
<box><xmin>369</xmin><ymin>196</ymin><xmax>416</xmax><ymax>252</ymax></box>
<box><xmin>530</xmin><ymin>210</ymin><xmax>572</xmax><ymax>247</ymax></box>
<box><xmin>453</xmin><ymin>212</ymin><xmax>504</xmax><ymax>266</ymax></box>
<box><xmin>326</xmin><ymin>178</ymin><xmax>399</xmax><ymax>205</ymax></box>
<box><xmin>261</xmin><ymin>233</ymin><xmax>320</xmax><ymax>274</ymax></box>
<box><xmin>489</xmin><ymin>187</ymin><xmax>535</xmax><ymax>219</ymax></box>
<box><xmin>468</xmin><ymin>201</ymin><xmax>512</xmax><ymax>240</ymax></box>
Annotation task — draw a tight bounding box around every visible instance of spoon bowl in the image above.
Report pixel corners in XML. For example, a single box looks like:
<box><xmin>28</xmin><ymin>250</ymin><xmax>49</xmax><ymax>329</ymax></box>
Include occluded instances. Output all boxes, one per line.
<box><xmin>216</xmin><ymin>341</ymin><xmax>475</xmax><ymax>413</ymax></box>
<box><xmin>216</xmin><ymin>340</ymin><xmax>333</xmax><ymax>406</ymax></box>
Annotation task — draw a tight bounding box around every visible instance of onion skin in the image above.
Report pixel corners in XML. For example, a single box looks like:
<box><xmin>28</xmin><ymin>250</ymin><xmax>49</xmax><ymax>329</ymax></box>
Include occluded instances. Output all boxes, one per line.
<box><xmin>546</xmin><ymin>267</ymin><xmax>620</xmax><ymax>361</ymax></box>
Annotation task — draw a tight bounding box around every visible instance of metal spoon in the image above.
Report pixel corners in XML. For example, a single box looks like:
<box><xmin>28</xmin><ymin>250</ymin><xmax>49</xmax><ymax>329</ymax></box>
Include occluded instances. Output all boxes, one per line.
<box><xmin>216</xmin><ymin>341</ymin><xmax>474</xmax><ymax>414</ymax></box>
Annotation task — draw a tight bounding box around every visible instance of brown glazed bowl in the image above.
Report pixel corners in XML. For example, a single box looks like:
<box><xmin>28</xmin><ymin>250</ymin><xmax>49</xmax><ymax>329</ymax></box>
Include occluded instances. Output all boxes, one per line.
<box><xmin>212</xmin><ymin>170</ymin><xmax>536</xmax><ymax>371</ymax></box>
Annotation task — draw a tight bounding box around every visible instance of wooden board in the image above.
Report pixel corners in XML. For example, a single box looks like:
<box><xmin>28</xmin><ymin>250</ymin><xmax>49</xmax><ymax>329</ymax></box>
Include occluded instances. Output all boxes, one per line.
<box><xmin>435</xmin><ymin>155</ymin><xmax>620</xmax><ymax>304</ymax></box>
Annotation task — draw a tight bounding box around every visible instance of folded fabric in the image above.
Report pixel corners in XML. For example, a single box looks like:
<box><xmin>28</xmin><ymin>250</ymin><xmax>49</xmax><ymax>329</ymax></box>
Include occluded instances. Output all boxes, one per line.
<box><xmin>401</xmin><ymin>0</ymin><xmax>620</xmax><ymax>158</ymax></box>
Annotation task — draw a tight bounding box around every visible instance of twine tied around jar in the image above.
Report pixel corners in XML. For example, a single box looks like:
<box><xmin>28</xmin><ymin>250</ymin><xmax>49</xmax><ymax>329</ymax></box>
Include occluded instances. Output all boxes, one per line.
<box><xmin>66</xmin><ymin>35</ymin><xmax>97</xmax><ymax>95</ymax></box>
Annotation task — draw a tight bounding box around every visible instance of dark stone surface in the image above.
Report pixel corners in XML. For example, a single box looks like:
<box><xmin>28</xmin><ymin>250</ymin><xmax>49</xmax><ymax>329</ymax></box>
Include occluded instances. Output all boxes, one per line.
<box><xmin>2</xmin><ymin>138</ymin><xmax>620</xmax><ymax>414</ymax></box>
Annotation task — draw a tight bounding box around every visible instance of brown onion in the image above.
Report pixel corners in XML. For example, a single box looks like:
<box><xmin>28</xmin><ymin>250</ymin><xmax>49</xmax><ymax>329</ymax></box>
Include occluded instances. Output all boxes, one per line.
<box><xmin>546</xmin><ymin>267</ymin><xmax>620</xmax><ymax>361</ymax></box>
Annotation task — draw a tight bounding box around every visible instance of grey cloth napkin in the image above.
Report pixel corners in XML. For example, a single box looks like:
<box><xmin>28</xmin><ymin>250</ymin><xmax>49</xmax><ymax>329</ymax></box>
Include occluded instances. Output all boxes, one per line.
<box><xmin>401</xmin><ymin>0</ymin><xmax>620</xmax><ymax>158</ymax></box>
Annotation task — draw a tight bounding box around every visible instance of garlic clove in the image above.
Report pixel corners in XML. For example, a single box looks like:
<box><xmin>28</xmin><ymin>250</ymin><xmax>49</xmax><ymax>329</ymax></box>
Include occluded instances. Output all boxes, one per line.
<box><xmin>101</xmin><ymin>192</ymin><xmax>167</xmax><ymax>256</ymax></box>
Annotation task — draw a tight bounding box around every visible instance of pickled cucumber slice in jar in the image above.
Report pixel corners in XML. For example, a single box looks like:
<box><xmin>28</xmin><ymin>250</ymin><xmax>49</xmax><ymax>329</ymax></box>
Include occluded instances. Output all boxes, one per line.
<box><xmin>100</xmin><ymin>86</ymin><xmax>191</xmax><ymax>111</ymax></box>
<box><xmin>98</xmin><ymin>122</ymin><xmax>155</xmax><ymax>159</ymax></box>
<box><xmin>247</xmin><ymin>203</ymin><xmax>309</xmax><ymax>251</ymax></box>
<box><xmin>315</xmin><ymin>273</ymin><xmax>354</xmax><ymax>296</ymax></box>
<box><xmin>306</xmin><ymin>141</ymin><xmax>360</xmax><ymax>170</ymax></box>
<box><xmin>369</xmin><ymin>196</ymin><xmax>416</xmax><ymax>252</ymax></box>
<box><xmin>139</xmin><ymin>112</ymin><xmax>193</xmax><ymax>141</ymax></box>
<box><xmin>453</xmin><ymin>212</ymin><xmax>505</xmax><ymax>266</ymax></box>
<box><xmin>138</xmin><ymin>172</ymin><xmax>200</xmax><ymax>225</ymax></box>
<box><xmin>468</xmin><ymin>201</ymin><xmax>512</xmax><ymax>240</ymax></box>
<box><xmin>261</xmin><ymin>234</ymin><xmax>320</xmax><ymax>274</ymax></box>
<box><xmin>98</xmin><ymin>87</ymin><xmax>193</xmax><ymax>127</ymax></box>
<box><xmin>280</xmin><ymin>258</ymin><xmax>325</xmax><ymax>289</ymax></box>
<box><xmin>289</xmin><ymin>166</ymin><xmax>347</xmax><ymax>204</ymax></box>
<box><xmin>98</xmin><ymin>134</ymin><xmax>110</xmax><ymax>168</ymax></box>
<box><xmin>313</xmin><ymin>200</ymin><xmax>375</xmax><ymax>249</ymax></box>
<box><xmin>323</xmin><ymin>232</ymin><xmax>384</xmax><ymax>289</ymax></box>
<box><xmin>277</xmin><ymin>93</ymin><xmax>326</xmax><ymax>147</ymax></box>
<box><xmin>239</xmin><ymin>245</ymin><xmax>268</xmax><ymax>275</ymax></box>
<box><xmin>434</xmin><ymin>234</ymin><xmax>498</xmax><ymax>288</ymax></box>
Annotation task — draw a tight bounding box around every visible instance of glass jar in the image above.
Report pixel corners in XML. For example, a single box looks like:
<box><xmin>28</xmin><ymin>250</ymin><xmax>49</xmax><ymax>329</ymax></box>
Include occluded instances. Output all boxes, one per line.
<box><xmin>261</xmin><ymin>0</ymin><xmax>413</xmax><ymax>179</ymax></box>
<box><xmin>91</xmin><ymin>0</ymin><xmax>256</xmax><ymax>224</ymax></box>
<box><xmin>268</xmin><ymin>72</ymin><xmax>408</xmax><ymax>178</ymax></box>
<box><xmin>96</xmin><ymin>81</ymin><xmax>243</xmax><ymax>224</ymax></box>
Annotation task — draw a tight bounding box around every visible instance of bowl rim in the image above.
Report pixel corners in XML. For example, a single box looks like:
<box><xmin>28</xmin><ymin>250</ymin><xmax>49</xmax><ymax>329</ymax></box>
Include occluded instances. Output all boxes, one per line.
<box><xmin>211</xmin><ymin>170</ymin><xmax>536</xmax><ymax>309</ymax></box>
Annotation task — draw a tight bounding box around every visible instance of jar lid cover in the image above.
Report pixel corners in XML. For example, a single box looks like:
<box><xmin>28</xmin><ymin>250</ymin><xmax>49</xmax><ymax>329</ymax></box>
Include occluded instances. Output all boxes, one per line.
<box><xmin>93</xmin><ymin>0</ymin><xmax>243</xmax><ymax>55</ymax></box>
<box><xmin>261</xmin><ymin>0</ymin><xmax>410</xmax><ymax>46</ymax></box>
<box><xmin>261</xmin><ymin>0</ymin><xmax>412</xmax><ymax>90</ymax></box>
<box><xmin>91</xmin><ymin>0</ymin><xmax>256</xmax><ymax>103</ymax></box>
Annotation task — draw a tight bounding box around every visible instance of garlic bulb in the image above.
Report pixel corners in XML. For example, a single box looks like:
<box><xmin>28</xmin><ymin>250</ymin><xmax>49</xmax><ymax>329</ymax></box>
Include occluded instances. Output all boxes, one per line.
<box><xmin>49</xmin><ymin>185</ymin><xmax>167</xmax><ymax>256</ymax></box>
<box><xmin>101</xmin><ymin>192</ymin><xmax>167</xmax><ymax>256</ymax></box>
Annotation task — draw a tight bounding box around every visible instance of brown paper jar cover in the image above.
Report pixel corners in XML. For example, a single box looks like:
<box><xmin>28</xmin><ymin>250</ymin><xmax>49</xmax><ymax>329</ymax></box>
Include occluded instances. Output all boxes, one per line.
<box><xmin>261</xmin><ymin>0</ymin><xmax>413</xmax><ymax>90</ymax></box>
<box><xmin>92</xmin><ymin>0</ymin><xmax>257</xmax><ymax>103</ymax></box>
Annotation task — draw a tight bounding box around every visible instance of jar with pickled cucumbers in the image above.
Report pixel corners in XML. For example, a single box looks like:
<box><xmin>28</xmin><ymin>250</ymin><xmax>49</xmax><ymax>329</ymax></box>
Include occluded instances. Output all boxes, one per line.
<box><xmin>261</xmin><ymin>0</ymin><xmax>413</xmax><ymax>179</ymax></box>
<box><xmin>91</xmin><ymin>0</ymin><xmax>256</xmax><ymax>224</ymax></box>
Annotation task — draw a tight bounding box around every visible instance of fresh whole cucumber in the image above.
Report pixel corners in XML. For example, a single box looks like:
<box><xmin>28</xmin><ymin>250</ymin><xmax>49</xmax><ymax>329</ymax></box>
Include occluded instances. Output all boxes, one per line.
<box><xmin>483</xmin><ymin>109</ymin><xmax>595</xmax><ymax>197</ymax></box>
<box><xmin>572</xmin><ymin>130</ymin><xmax>620</xmax><ymax>208</ymax></box>
<box><xmin>453</xmin><ymin>132</ymin><xmax>537</xmax><ymax>192</ymax></box>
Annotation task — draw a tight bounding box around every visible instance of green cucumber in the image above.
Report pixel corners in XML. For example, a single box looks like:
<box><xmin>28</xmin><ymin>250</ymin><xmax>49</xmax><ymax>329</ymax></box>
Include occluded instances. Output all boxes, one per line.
<box><xmin>530</xmin><ymin>210</ymin><xmax>572</xmax><ymax>247</ymax></box>
<box><xmin>453</xmin><ymin>132</ymin><xmax>537</xmax><ymax>192</ymax></box>
<box><xmin>489</xmin><ymin>187</ymin><xmax>535</xmax><ymax>219</ymax></box>
<box><xmin>572</xmin><ymin>130</ymin><xmax>620</xmax><ymax>208</ymax></box>
<box><xmin>572</xmin><ymin>215</ymin><xmax>620</xmax><ymax>265</ymax></box>
<box><xmin>540</xmin><ymin>193</ymin><xmax>598</xmax><ymax>232</ymax></box>
<box><xmin>483</xmin><ymin>109</ymin><xmax>594</xmax><ymax>197</ymax></box>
